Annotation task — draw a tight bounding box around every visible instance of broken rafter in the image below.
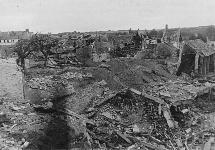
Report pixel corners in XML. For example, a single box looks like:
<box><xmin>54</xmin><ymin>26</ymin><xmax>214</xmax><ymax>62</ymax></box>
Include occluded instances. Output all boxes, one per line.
<box><xmin>115</xmin><ymin>131</ymin><xmax>132</xmax><ymax>144</ymax></box>
<box><xmin>57</xmin><ymin>108</ymin><xmax>95</xmax><ymax>125</ymax></box>
<box><xmin>129</xmin><ymin>88</ymin><xmax>165</xmax><ymax>104</ymax></box>
<box><xmin>94</xmin><ymin>88</ymin><xmax>128</xmax><ymax>108</ymax></box>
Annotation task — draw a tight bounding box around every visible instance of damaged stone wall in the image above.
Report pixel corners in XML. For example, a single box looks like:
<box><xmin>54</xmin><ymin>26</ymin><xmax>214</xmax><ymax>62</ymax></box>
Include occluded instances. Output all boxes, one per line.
<box><xmin>177</xmin><ymin>44</ymin><xmax>196</xmax><ymax>75</ymax></box>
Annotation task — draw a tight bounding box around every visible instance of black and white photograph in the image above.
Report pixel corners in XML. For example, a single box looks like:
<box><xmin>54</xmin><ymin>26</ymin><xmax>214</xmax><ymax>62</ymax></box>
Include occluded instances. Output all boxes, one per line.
<box><xmin>0</xmin><ymin>0</ymin><xmax>215</xmax><ymax>149</ymax></box>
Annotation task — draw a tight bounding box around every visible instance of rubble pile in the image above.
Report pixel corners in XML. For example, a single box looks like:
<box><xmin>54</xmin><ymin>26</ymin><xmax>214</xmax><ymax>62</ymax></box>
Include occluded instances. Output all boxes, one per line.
<box><xmin>15</xmin><ymin>58</ymin><xmax>215</xmax><ymax>149</ymax></box>
<box><xmin>60</xmin><ymin>71</ymin><xmax>93</xmax><ymax>79</ymax></box>
<box><xmin>144</xmin><ymin>79</ymin><xmax>215</xmax><ymax>105</ymax></box>
<box><xmin>80</xmin><ymin>87</ymin><xmax>215</xmax><ymax>150</ymax></box>
<box><xmin>58</xmin><ymin>79</ymin><xmax>118</xmax><ymax>114</ymax></box>
<box><xmin>26</xmin><ymin>71</ymin><xmax>94</xmax><ymax>104</ymax></box>
<box><xmin>0</xmin><ymin>95</ymin><xmax>50</xmax><ymax>150</ymax></box>
<box><xmin>84</xmin><ymin>90</ymin><xmax>175</xmax><ymax>149</ymax></box>
<box><xmin>28</xmin><ymin>76</ymin><xmax>53</xmax><ymax>90</ymax></box>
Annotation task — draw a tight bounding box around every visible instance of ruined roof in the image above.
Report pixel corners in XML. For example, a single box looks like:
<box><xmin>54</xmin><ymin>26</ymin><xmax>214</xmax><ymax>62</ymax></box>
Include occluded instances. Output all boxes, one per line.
<box><xmin>0</xmin><ymin>35</ymin><xmax>19</xmax><ymax>40</ymax></box>
<box><xmin>185</xmin><ymin>39</ymin><xmax>215</xmax><ymax>56</ymax></box>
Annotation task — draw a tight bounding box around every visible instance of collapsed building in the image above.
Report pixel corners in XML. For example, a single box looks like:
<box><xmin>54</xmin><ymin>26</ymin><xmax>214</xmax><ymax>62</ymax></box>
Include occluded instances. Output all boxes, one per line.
<box><xmin>24</xmin><ymin>55</ymin><xmax>215</xmax><ymax>149</ymax></box>
<box><xmin>138</xmin><ymin>25</ymin><xmax>215</xmax><ymax>77</ymax></box>
<box><xmin>177</xmin><ymin>39</ymin><xmax>215</xmax><ymax>76</ymax></box>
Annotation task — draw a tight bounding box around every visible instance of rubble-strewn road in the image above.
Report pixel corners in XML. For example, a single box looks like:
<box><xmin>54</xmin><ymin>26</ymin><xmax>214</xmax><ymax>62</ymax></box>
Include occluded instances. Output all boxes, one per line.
<box><xmin>0</xmin><ymin>58</ymin><xmax>23</xmax><ymax>99</ymax></box>
<box><xmin>0</xmin><ymin>58</ymin><xmax>102</xmax><ymax>150</ymax></box>
<box><xmin>0</xmin><ymin>58</ymin><xmax>26</xmax><ymax>149</ymax></box>
<box><xmin>0</xmin><ymin>59</ymin><xmax>54</xmax><ymax>150</ymax></box>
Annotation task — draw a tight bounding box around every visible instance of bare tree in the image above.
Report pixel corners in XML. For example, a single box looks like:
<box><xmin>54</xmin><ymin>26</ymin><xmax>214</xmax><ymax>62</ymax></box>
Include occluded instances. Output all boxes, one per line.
<box><xmin>30</xmin><ymin>34</ymin><xmax>59</xmax><ymax>66</ymax></box>
<box><xmin>14</xmin><ymin>39</ymin><xmax>31</xmax><ymax>70</ymax></box>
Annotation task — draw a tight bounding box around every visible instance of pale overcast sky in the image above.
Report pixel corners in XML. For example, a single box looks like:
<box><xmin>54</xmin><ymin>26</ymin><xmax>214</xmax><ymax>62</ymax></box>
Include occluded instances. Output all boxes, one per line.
<box><xmin>0</xmin><ymin>0</ymin><xmax>214</xmax><ymax>33</ymax></box>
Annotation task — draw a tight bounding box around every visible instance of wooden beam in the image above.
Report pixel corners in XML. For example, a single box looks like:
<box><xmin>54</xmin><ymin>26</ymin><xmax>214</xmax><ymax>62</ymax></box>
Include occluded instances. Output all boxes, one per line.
<box><xmin>130</xmin><ymin>88</ymin><xmax>165</xmax><ymax>104</ymax></box>
<box><xmin>213</xmin><ymin>54</ymin><xmax>215</xmax><ymax>73</ymax></box>
<box><xmin>57</xmin><ymin>108</ymin><xmax>95</xmax><ymax>125</ymax></box>
<box><xmin>199</xmin><ymin>56</ymin><xmax>202</xmax><ymax>75</ymax></box>
<box><xmin>115</xmin><ymin>131</ymin><xmax>132</xmax><ymax>144</ymax></box>
<box><xmin>206</xmin><ymin>56</ymin><xmax>210</xmax><ymax>74</ymax></box>
<box><xmin>194</xmin><ymin>54</ymin><xmax>199</xmax><ymax>73</ymax></box>
<box><xmin>203</xmin><ymin>57</ymin><xmax>207</xmax><ymax>75</ymax></box>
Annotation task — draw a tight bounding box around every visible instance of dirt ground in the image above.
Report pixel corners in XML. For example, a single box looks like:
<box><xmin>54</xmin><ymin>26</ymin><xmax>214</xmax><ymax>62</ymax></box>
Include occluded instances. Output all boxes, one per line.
<box><xmin>0</xmin><ymin>58</ymin><xmax>23</xmax><ymax>99</ymax></box>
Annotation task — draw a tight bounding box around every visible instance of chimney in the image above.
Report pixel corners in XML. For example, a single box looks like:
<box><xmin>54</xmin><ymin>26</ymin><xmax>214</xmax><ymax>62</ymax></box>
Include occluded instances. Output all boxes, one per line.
<box><xmin>165</xmin><ymin>24</ymin><xmax>168</xmax><ymax>30</ymax></box>
<box><xmin>25</xmin><ymin>29</ymin><xmax>29</xmax><ymax>33</ymax></box>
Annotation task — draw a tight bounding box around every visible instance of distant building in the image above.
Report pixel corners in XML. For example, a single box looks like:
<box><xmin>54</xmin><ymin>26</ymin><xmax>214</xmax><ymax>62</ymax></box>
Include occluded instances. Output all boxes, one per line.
<box><xmin>0</xmin><ymin>29</ymin><xmax>33</xmax><ymax>46</ymax></box>
<box><xmin>0</xmin><ymin>38</ymin><xmax>19</xmax><ymax>46</ymax></box>
<box><xmin>0</xmin><ymin>29</ymin><xmax>33</xmax><ymax>58</ymax></box>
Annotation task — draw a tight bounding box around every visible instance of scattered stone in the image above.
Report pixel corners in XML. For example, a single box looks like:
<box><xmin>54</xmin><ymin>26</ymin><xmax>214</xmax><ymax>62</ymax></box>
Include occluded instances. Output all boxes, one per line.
<box><xmin>22</xmin><ymin>130</ymin><xmax>27</xmax><ymax>134</ymax></box>
<box><xmin>21</xmin><ymin>141</ymin><xmax>29</xmax><ymax>149</ymax></box>
<box><xmin>86</xmin><ymin>107</ymin><xmax>95</xmax><ymax>113</ymax></box>
<box><xmin>181</xmin><ymin>109</ymin><xmax>189</xmax><ymax>114</ymax></box>
<box><xmin>18</xmin><ymin>141</ymin><xmax>23</xmax><ymax>145</ymax></box>
<box><xmin>159</xmin><ymin>92</ymin><xmax>171</xmax><ymax>98</ymax></box>
<box><xmin>97</xmin><ymin>80</ymin><xmax>107</xmax><ymax>86</ymax></box>
<box><xmin>66</xmin><ymin>84</ymin><xmax>75</xmax><ymax>94</ymax></box>
<box><xmin>14</xmin><ymin>113</ymin><xmax>23</xmax><ymax>116</ymax></box>
<box><xmin>47</xmin><ymin>102</ymin><xmax>53</xmax><ymax>108</ymax></box>
<box><xmin>132</xmin><ymin>124</ymin><xmax>140</xmax><ymax>133</ymax></box>
<box><xmin>10</xmin><ymin>105</ymin><xmax>21</xmax><ymax>111</ymax></box>
<box><xmin>28</xmin><ymin>113</ymin><xmax>36</xmax><ymax>116</ymax></box>
<box><xmin>185</xmin><ymin>128</ymin><xmax>191</xmax><ymax>133</ymax></box>
<box><xmin>101</xmin><ymin>111</ymin><xmax>121</xmax><ymax>121</ymax></box>
<box><xmin>20</xmin><ymin>106</ymin><xmax>26</xmax><ymax>109</ymax></box>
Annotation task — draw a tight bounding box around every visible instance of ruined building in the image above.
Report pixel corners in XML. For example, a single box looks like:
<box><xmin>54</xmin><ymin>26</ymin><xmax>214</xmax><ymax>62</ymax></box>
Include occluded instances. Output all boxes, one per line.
<box><xmin>172</xmin><ymin>28</ymin><xmax>183</xmax><ymax>49</ymax></box>
<box><xmin>162</xmin><ymin>24</ymin><xmax>171</xmax><ymax>43</ymax></box>
<box><xmin>162</xmin><ymin>24</ymin><xmax>183</xmax><ymax>48</ymax></box>
<box><xmin>177</xmin><ymin>39</ymin><xmax>215</xmax><ymax>76</ymax></box>
<box><xmin>131</xmin><ymin>30</ymin><xmax>142</xmax><ymax>49</ymax></box>
<box><xmin>0</xmin><ymin>29</ymin><xmax>33</xmax><ymax>58</ymax></box>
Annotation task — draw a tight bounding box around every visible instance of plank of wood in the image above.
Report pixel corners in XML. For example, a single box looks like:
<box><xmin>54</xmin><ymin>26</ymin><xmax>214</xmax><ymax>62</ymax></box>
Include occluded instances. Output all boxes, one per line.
<box><xmin>130</xmin><ymin>88</ymin><xmax>142</xmax><ymax>95</ymax></box>
<box><xmin>115</xmin><ymin>131</ymin><xmax>132</xmax><ymax>144</ymax></box>
<box><xmin>94</xmin><ymin>88</ymin><xmax>127</xmax><ymax>108</ymax></box>
<box><xmin>140</xmin><ymin>141</ymin><xmax>168</xmax><ymax>150</ymax></box>
<box><xmin>57</xmin><ymin>108</ymin><xmax>95</xmax><ymax>125</ymax></box>
<box><xmin>130</xmin><ymin>88</ymin><xmax>165</xmax><ymax>104</ymax></box>
<box><xmin>94</xmin><ymin>93</ymin><xmax>118</xmax><ymax>108</ymax></box>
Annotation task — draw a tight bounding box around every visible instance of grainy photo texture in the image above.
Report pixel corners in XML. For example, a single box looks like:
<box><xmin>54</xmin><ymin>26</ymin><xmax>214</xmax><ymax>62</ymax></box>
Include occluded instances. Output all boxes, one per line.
<box><xmin>0</xmin><ymin>0</ymin><xmax>215</xmax><ymax>149</ymax></box>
